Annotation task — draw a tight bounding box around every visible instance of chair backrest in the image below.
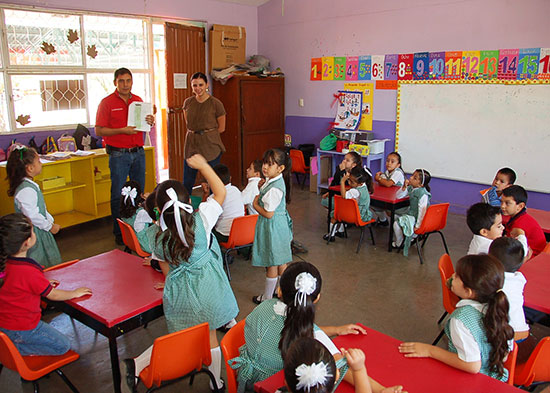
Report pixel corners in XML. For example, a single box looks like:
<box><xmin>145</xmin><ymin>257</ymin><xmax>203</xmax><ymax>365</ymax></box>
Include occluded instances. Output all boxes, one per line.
<box><xmin>543</xmin><ymin>242</ymin><xmax>550</xmax><ymax>254</ymax></box>
<box><xmin>415</xmin><ymin>203</ymin><xmax>450</xmax><ymax>234</ymax></box>
<box><xmin>479</xmin><ymin>187</ymin><xmax>491</xmax><ymax>196</ymax></box>
<box><xmin>0</xmin><ymin>331</ymin><xmax>29</xmax><ymax>378</ymax></box>
<box><xmin>515</xmin><ymin>337</ymin><xmax>550</xmax><ymax>387</ymax></box>
<box><xmin>289</xmin><ymin>149</ymin><xmax>308</xmax><ymax>174</ymax></box>
<box><xmin>334</xmin><ymin>195</ymin><xmax>369</xmax><ymax>226</ymax></box>
<box><xmin>140</xmin><ymin>322</ymin><xmax>212</xmax><ymax>388</ymax></box>
<box><xmin>504</xmin><ymin>340</ymin><xmax>518</xmax><ymax>386</ymax></box>
<box><xmin>116</xmin><ymin>218</ymin><xmax>151</xmax><ymax>257</ymax></box>
<box><xmin>220</xmin><ymin>320</ymin><xmax>246</xmax><ymax>393</ymax></box>
<box><xmin>43</xmin><ymin>259</ymin><xmax>79</xmax><ymax>272</ymax></box>
<box><xmin>438</xmin><ymin>254</ymin><xmax>459</xmax><ymax>314</ymax></box>
<box><xmin>224</xmin><ymin>215</ymin><xmax>259</xmax><ymax>249</ymax></box>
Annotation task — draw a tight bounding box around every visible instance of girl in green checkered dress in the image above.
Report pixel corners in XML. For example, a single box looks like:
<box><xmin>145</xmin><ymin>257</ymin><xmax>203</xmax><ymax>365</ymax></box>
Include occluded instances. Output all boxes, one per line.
<box><xmin>119</xmin><ymin>180</ymin><xmax>155</xmax><ymax>253</ymax></box>
<box><xmin>399</xmin><ymin>255</ymin><xmax>514</xmax><ymax>382</ymax></box>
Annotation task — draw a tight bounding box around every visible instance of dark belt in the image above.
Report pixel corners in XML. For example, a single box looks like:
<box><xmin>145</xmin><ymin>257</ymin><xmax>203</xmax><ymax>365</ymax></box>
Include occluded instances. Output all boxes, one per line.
<box><xmin>106</xmin><ymin>145</ymin><xmax>143</xmax><ymax>154</ymax></box>
<box><xmin>187</xmin><ymin>128</ymin><xmax>216</xmax><ymax>135</ymax></box>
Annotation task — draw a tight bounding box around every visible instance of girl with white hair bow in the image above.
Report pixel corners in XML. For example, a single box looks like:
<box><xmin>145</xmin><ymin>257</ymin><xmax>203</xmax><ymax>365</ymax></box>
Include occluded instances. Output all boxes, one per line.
<box><xmin>119</xmin><ymin>180</ymin><xmax>156</xmax><ymax>254</ymax></box>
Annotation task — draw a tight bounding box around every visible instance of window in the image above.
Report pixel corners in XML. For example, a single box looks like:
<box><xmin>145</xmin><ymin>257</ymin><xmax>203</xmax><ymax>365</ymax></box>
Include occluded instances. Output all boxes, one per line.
<box><xmin>0</xmin><ymin>7</ymin><xmax>154</xmax><ymax>133</ymax></box>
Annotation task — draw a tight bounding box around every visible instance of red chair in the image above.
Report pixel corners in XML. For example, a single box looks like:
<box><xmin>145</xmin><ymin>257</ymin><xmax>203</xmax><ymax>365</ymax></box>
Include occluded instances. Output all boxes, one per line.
<box><xmin>0</xmin><ymin>331</ymin><xmax>81</xmax><ymax>392</ymax></box>
<box><xmin>504</xmin><ymin>341</ymin><xmax>518</xmax><ymax>386</ymax></box>
<box><xmin>290</xmin><ymin>149</ymin><xmax>310</xmax><ymax>189</ymax></box>
<box><xmin>220</xmin><ymin>320</ymin><xmax>246</xmax><ymax>393</ymax></box>
<box><xmin>117</xmin><ymin>218</ymin><xmax>152</xmax><ymax>258</ymax></box>
<box><xmin>432</xmin><ymin>254</ymin><xmax>459</xmax><ymax>345</ymax></box>
<box><xmin>219</xmin><ymin>215</ymin><xmax>259</xmax><ymax>280</ymax></box>
<box><xmin>332</xmin><ymin>195</ymin><xmax>376</xmax><ymax>253</ymax></box>
<box><xmin>413</xmin><ymin>203</ymin><xmax>450</xmax><ymax>264</ymax></box>
<box><xmin>514</xmin><ymin>337</ymin><xmax>550</xmax><ymax>388</ymax></box>
<box><xmin>138</xmin><ymin>322</ymin><xmax>219</xmax><ymax>392</ymax></box>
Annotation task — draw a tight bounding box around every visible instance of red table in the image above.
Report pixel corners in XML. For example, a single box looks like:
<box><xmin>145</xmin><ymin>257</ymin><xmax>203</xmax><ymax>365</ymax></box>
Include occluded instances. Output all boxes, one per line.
<box><xmin>527</xmin><ymin>208</ymin><xmax>550</xmax><ymax>240</ymax></box>
<box><xmin>254</xmin><ymin>325</ymin><xmax>521</xmax><ymax>393</ymax></box>
<box><xmin>520</xmin><ymin>252</ymin><xmax>550</xmax><ymax>314</ymax></box>
<box><xmin>44</xmin><ymin>249</ymin><xmax>164</xmax><ymax>393</ymax></box>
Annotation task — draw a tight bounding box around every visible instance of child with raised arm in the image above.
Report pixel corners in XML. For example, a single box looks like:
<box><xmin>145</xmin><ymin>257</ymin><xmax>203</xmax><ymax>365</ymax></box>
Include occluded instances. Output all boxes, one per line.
<box><xmin>399</xmin><ymin>254</ymin><xmax>514</xmax><ymax>382</ymax></box>
<box><xmin>373</xmin><ymin>152</ymin><xmax>407</xmax><ymax>226</ymax></box>
<box><xmin>0</xmin><ymin>213</ymin><xmax>91</xmax><ymax>356</ymax></box>
<box><xmin>6</xmin><ymin>146</ymin><xmax>61</xmax><ymax>267</ymax></box>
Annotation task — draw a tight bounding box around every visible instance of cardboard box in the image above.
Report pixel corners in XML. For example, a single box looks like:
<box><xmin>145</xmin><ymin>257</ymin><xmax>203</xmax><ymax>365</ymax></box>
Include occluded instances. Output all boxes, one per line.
<box><xmin>310</xmin><ymin>155</ymin><xmax>332</xmax><ymax>193</ymax></box>
<box><xmin>209</xmin><ymin>24</ymin><xmax>246</xmax><ymax>71</ymax></box>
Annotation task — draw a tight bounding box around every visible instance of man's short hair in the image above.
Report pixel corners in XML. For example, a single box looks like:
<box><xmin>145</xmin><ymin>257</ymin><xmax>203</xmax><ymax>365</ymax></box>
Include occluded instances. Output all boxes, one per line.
<box><xmin>213</xmin><ymin>164</ymin><xmax>231</xmax><ymax>185</ymax></box>
<box><xmin>114</xmin><ymin>68</ymin><xmax>132</xmax><ymax>81</ymax></box>
<box><xmin>466</xmin><ymin>203</ymin><xmax>501</xmax><ymax>235</ymax></box>
<box><xmin>489</xmin><ymin>237</ymin><xmax>525</xmax><ymax>272</ymax></box>
<box><xmin>498</xmin><ymin>167</ymin><xmax>516</xmax><ymax>185</ymax></box>
<box><xmin>502</xmin><ymin>185</ymin><xmax>528</xmax><ymax>205</ymax></box>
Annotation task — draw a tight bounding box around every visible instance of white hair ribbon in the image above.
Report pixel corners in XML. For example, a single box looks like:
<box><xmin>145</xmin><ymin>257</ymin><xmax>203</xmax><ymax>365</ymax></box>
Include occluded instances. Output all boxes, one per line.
<box><xmin>121</xmin><ymin>186</ymin><xmax>137</xmax><ymax>206</ymax></box>
<box><xmin>363</xmin><ymin>165</ymin><xmax>372</xmax><ymax>177</ymax></box>
<box><xmin>294</xmin><ymin>272</ymin><xmax>317</xmax><ymax>307</ymax></box>
<box><xmin>159</xmin><ymin>187</ymin><xmax>194</xmax><ymax>247</ymax></box>
<box><xmin>421</xmin><ymin>169</ymin><xmax>425</xmax><ymax>186</ymax></box>
<box><xmin>295</xmin><ymin>362</ymin><xmax>332</xmax><ymax>392</ymax></box>
<box><xmin>13</xmin><ymin>145</ymin><xmax>26</xmax><ymax>150</ymax></box>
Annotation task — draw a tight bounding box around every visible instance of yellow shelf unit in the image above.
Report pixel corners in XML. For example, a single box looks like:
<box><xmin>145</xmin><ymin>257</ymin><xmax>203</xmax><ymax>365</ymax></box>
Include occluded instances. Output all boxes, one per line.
<box><xmin>0</xmin><ymin>147</ymin><xmax>156</xmax><ymax>228</ymax></box>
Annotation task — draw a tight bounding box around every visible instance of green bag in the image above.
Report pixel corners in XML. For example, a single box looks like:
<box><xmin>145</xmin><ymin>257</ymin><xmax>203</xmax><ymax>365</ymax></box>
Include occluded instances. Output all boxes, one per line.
<box><xmin>320</xmin><ymin>133</ymin><xmax>337</xmax><ymax>150</ymax></box>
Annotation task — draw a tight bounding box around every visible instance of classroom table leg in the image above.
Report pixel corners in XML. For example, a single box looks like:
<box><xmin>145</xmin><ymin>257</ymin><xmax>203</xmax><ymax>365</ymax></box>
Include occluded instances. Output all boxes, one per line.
<box><xmin>327</xmin><ymin>192</ymin><xmax>332</xmax><ymax>234</ymax></box>
<box><xmin>108</xmin><ymin>334</ymin><xmax>122</xmax><ymax>393</ymax></box>
<box><xmin>388</xmin><ymin>207</ymin><xmax>395</xmax><ymax>252</ymax></box>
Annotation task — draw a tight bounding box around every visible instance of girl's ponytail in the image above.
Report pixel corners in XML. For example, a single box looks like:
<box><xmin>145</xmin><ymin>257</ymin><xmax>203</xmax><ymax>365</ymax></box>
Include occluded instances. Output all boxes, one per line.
<box><xmin>6</xmin><ymin>147</ymin><xmax>38</xmax><ymax>196</ymax></box>
<box><xmin>0</xmin><ymin>213</ymin><xmax>33</xmax><ymax>288</ymax></box>
<box><xmin>485</xmin><ymin>289</ymin><xmax>514</xmax><ymax>377</ymax></box>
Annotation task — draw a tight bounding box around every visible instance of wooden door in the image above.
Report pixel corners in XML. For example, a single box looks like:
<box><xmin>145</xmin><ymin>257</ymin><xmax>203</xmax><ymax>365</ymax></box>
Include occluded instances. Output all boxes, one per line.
<box><xmin>165</xmin><ymin>22</ymin><xmax>205</xmax><ymax>181</ymax></box>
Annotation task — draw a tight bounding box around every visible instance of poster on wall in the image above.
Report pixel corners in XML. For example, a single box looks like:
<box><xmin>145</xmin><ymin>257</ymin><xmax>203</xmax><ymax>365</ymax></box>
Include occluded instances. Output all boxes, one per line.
<box><xmin>358</xmin><ymin>55</ymin><xmax>371</xmax><ymax>80</ymax></box>
<box><xmin>479</xmin><ymin>50</ymin><xmax>498</xmax><ymax>79</ymax></box>
<box><xmin>397</xmin><ymin>54</ymin><xmax>414</xmax><ymax>80</ymax></box>
<box><xmin>445</xmin><ymin>51</ymin><xmax>462</xmax><ymax>79</ymax></box>
<box><xmin>344</xmin><ymin>82</ymin><xmax>373</xmax><ymax>131</ymax></box>
<box><xmin>346</xmin><ymin>56</ymin><xmax>359</xmax><ymax>80</ymax></box>
<box><xmin>371</xmin><ymin>55</ymin><xmax>385</xmax><ymax>80</ymax></box>
<box><xmin>322</xmin><ymin>57</ymin><xmax>334</xmax><ymax>80</ymax></box>
<box><xmin>537</xmin><ymin>48</ymin><xmax>550</xmax><ymax>79</ymax></box>
<box><xmin>413</xmin><ymin>52</ymin><xmax>429</xmax><ymax>80</ymax></box>
<box><xmin>429</xmin><ymin>52</ymin><xmax>445</xmax><ymax>79</ymax></box>
<box><xmin>311</xmin><ymin>57</ymin><xmax>322</xmax><ymax>80</ymax></box>
<box><xmin>518</xmin><ymin>48</ymin><xmax>540</xmax><ymax>80</ymax></box>
<box><xmin>384</xmin><ymin>54</ymin><xmax>398</xmax><ymax>80</ymax></box>
<box><xmin>461</xmin><ymin>50</ymin><xmax>480</xmax><ymax>80</ymax></box>
<box><xmin>333</xmin><ymin>90</ymin><xmax>363</xmax><ymax>131</ymax></box>
<box><xmin>498</xmin><ymin>49</ymin><xmax>519</xmax><ymax>80</ymax></box>
<box><xmin>334</xmin><ymin>57</ymin><xmax>346</xmax><ymax>80</ymax></box>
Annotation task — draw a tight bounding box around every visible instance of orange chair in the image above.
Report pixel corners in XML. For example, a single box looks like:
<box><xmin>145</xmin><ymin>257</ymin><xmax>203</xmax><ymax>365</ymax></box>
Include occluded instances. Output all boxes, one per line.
<box><xmin>290</xmin><ymin>149</ymin><xmax>310</xmax><ymax>189</ymax></box>
<box><xmin>514</xmin><ymin>337</ymin><xmax>550</xmax><ymax>388</ymax></box>
<box><xmin>117</xmin><ymin>218</ymin><xmax>152</xmax><ymax>258</ymax></box>
<box><xmin>504</xmin><ymin>341</ymin><xmax>518</xmax><ymax>386</ymax></box>
<box><xmin>332</xmin><ymin>195</ymin><xmax>376</xmax><ymax>253</ymax></box>
<box><xmin>138</xmin><ymin>322</ymin><xmax>218</xmax><ymax>392</ymax></box>
<box><xmin>219</xmin><ymin>215</ymin><xmax>259</xmax><ymax>281</ymax></box>
<box><xmin>542</xmin><ymin>242</ymin><xmax>550</xmax><ymax>254</ymax></box>
<box><xmin>413</xmin><ymin>203</ymin><xmax>450</xmax><ymax>264</ymax></box>
<box><xmin>0</xmin><ymin>331</ymin><xmax>81</xmax><ymax>392</ymax></box>
<box><xmin>432</xmin><ymin>254</ymin><xmax>459</xmax><ymax>345</ymax></box>
<box><xmin>220</xmin><ymin>320</ymin><xmax>246</xmax><ymax>393</ymax></box>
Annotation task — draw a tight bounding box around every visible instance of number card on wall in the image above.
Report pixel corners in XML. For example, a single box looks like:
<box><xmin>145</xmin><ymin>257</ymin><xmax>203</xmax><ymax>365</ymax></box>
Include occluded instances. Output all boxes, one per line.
<box><xmin>358</xmin><ymin>56</ymin><xmax>371</xmax><ymax>80</ymax></box>
<box><xmin>462</xmin><ymin>50</ymin><xmax>480</xmax><ymax>80</ymax></box>
<box><xmin>346</xmin><ymin>57</ymin><xmax>359</xmax><ymax>80</ymax></box>
<box><xmin>429</xmin><ymin>52</ymin><xmax>445</xmax><ymax>79</ymax></box>
<box><xmin>344</xmin><ymin>82</ymin><xmax>374</xmax><ymax>131</ymax></box>
<box><xmin>371</xmin><ymin>55</ymin><xmax>385</xmax><ymax>80</ymax></box>
<box><xmin>445</xmin><ymin>51</ymin><xmax>462</xmax><ymax>79</ymax></box>
<box><xmin>479</xmin><ymin>50</ymin><xmax>498</xmax><ymax>79</ymax></box>
<box><xmin>538</xmin><ymin>48</ymin><xmax>550</xmax><ymax>80</ymax></box>
<box><xmin>311</xmin><ymin>58</ymin><xmax>322</xmax><ymax>80</ymax></box>
<box><xmin>413</xmin><ymin>52</ymin><xmax>429</xmax><ymax>80</ymax></box>
<box><xmin>498</xmin><ymin>49</ymin><xmax>519</xmax><ymax>80</ymax></box>
<box><xmin>518</xmin><ymin>48</ymin><xmax>540</xmax><ymax>80</ymax></box>
<box><xmin>398</xmin><ymin>54</ymin><xmax>414</xmax><ymax>80</ymax></box>
<box><xmin>333</xmin><ymin>90</ymin><xmax>363</xmax><ymax>131</ymax></box>
<box><xmin>334</xmin><ymin>57</ymin><xmax>346</xmax><ymax>80</ymax></box>
<box><xmin>322</xmin><ymin>57</ymin><xmax>334</xmax><ymax>80</ymax></box>
<box><xmin>384</xmin><ymin>54</ymin><xmax>398</xmax><ymax>80</ymax></box>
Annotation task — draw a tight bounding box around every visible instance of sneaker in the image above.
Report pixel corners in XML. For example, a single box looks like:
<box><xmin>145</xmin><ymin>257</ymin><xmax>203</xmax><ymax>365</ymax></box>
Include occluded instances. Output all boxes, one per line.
<box><xmin>376</xmin><ymin>219</ymin><xmax>389</xmax><ymax>227</ymax></box>
<box><xmin>323</xmin><ymin>233</ymin><xmax>335</xmax><ymax>242</ymax></box>
<box><xmin>252</xmin><ymin>294</ymin><xmax>265</xmax><ymax>305</ymax></box>
<box><xmin>120</xmin><ymin>358</ymin><xmax>137</xmax><ymax>393</ymax></box>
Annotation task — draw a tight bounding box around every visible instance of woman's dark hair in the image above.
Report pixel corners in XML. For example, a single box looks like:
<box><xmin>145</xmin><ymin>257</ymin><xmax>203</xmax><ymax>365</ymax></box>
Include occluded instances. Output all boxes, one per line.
<box><xmin>349</xmin><ymin>166</ymin><xmax>374</xmax><ymax>194</ymax></box>
<box><xmin>455</xmin><ymin>254</ymin><xmax>514</xmax><ymax>377</ymax></box>
<box><xmin>144</xmin><ymin>185</ymin><xmax>159</xmax><ymax>221</ymax></box>
<box><xmin>119</xmin><ymin>180</ymin><xmax>145</xmax><ymax>219</ymax></box>
<box><xmin>263</xmin><ymin>148</ymin><xmax>292</xmax><ymax>204</ymax></box>
<box><xmin>415</xmin><ymin>168</ymin><xmax>431</xmax><ymax>192</ymax></box>
<box><xmin>6</xmin><ymin>147</ymin><xmax>38</xmax><ymax>197</ymax></box>
<box><xmin>284</xmin><ymin>338</ymin><xmax>336</xmax><ymax>393</ymax></box>
<box><xmin>0</xmin><ymin>213</ymin><xmax>33</xmax><ymax>288</ymax></box>
<box><xmin>155</xmin><ymin>180</ymin><xmax>195</xmax><ymax>265</ymax></box>
<box><xmin>190</xmin><ymin>72</ymin><xmax>208</xmax><ymax>84</ymax></box>
<box><xmin>279</xmin><ymin>262</ymin><xmax>322</xmax><ymax>360</ymax></box>
<box><xmin>346</xmin><ymin>151</ymin><xmax>362</xmax><ymax>167</ymax></box>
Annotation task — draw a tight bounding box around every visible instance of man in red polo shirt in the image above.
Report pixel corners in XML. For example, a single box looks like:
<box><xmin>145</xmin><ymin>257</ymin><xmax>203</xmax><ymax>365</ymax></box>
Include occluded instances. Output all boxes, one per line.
<box><xmin>95</xmin><ymin>68</ymin><xmax>154</xmax><ymax>244</ymax></box>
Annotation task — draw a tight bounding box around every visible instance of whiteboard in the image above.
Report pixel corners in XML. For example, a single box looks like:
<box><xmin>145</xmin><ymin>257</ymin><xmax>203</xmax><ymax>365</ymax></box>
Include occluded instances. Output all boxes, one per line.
<box><xmin>396</xmin><ymin>82</ymin><xmax>550</xmax><ymax>194</ymax></box>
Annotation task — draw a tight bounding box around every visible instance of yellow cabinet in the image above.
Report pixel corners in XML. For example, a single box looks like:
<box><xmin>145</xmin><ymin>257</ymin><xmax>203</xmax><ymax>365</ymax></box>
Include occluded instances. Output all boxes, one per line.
<box><xmin>0</xmin><ymin>147</ymin><xmax>156</xmax><ymax>228</ymax></box>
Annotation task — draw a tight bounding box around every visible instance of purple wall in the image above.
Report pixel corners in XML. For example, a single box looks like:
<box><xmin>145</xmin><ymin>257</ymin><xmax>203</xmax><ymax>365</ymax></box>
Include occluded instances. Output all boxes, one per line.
<box><xmin>260</xmin><ymin>0</ymin><xmax>550</xmax><ymax>212</ymax></box>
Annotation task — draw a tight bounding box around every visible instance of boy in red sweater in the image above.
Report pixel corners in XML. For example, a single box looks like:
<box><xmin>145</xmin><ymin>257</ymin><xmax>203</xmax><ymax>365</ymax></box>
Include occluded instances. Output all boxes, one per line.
<box><xmin>501</xmin><ymin>185</ymin><xmax>546</xmax><ymax>256</ymax></box>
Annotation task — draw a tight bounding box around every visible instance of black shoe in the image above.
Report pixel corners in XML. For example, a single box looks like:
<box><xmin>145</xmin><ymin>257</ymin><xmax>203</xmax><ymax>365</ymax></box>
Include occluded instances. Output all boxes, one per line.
<box><xmin>216</xmin><ymin>324</ymin><xmax>230</xmax><ymax>333</ymax></box>
<box><xmin>334</xmin><ymin>231</ymin><xmax>346</xmax><ymax>238</ymax></box>
<box><xmin>323</xmin><ymin>234</ymin><xmax>335</xmax><ymax>242</ymax></box>
<box><xmin>376</xmin><ymin>219</ymin><xmax>389</xmax><ymax>227</ymax></box>
<box><xmin>120</xmin><ymin>358</ymin><xmax>137</xmax><ymax>393</ymax></box>
<box><xmin>252</xmin><ymin>294</ymin><xmax>265</xmax><ymax>305</ymax></box>
<box><xmin>115</xmin><ymin>235</ymin><xmax>124</xmax><ymax>246</ymax></box>
<box><xmin>211</xmin><ymin>379</ymin><xmax>226</xmax><ymax>393</ymax></box>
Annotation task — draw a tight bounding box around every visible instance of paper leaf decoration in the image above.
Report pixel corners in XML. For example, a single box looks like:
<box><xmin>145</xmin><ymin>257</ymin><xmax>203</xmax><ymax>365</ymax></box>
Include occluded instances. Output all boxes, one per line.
<box><xmin>67</xmin><ymin>29</ymin><xmax>79</xmax><ymax>44</ymax></box>
<box><xmin>16</xmin><ymin>114</ymin><xmax>31</xmax><ymax>126</ymax></box>
<box><xmin>87</xmin><ymin>45</ymin><xmax>98</xmax><ymax>59</ymax></box>
<box><xmin>40</xmin><ymin>41</ymin><xmax>56</xmax><ymax>55</ymax></box>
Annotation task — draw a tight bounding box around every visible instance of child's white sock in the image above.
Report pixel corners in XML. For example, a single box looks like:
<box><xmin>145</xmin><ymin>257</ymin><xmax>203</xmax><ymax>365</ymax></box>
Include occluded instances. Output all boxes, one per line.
<box><xmin>208</xmin><ymin>346</ymin><xmax>224</xmax><ymax>390</ymax></box>
<box><xmin>328</xmin><ymin>222</ymin><xmax>335</xmax><ymax>234</ymax></box>
<box><xmin>263</xmin><ymin>277</ymin><xmax>278</xmax><ymax>300</ymax></box>
<box><xmin>225</xmin><ymin>318</ymin><xmax>237</xmax><ymax>329</ymax></box>
<box><xmin>337</xmin><ymin>224</ymin><xmax>345</xmax><ymax>233</ymax></box>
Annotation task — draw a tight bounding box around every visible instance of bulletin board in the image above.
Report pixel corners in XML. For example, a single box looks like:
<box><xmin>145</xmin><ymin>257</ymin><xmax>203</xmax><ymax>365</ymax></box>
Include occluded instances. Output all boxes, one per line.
<box><xmin>396</xmin><ymin>80</ymin><xmax>550</xmax><ymax>193</ymax></box>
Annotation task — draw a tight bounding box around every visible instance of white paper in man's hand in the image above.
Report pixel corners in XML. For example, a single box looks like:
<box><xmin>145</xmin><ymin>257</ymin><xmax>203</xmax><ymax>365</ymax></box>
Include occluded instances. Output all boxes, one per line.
<box><xmin>128</xmin><ymin>102</ymin><xmax>153</xmax><ymax>132</ymax></box>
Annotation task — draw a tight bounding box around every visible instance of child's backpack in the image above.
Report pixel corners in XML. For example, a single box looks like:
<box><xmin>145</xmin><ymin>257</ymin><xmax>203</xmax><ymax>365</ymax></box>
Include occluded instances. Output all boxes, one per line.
<box><xmin>40</xmin><ymin>136</ymin><xmax>58</xmax><ymax>154</ymax></box>
<box><xmin>28</xmin><ymin>136</ymin><xmax>39</xmax><ymax>152</ymax></box>
<box><xmin>57</xmin><ymin>134</ymin><xmax>77</xmax><ymax>152</ymax></box>
<box><xmin>73</xmin><ymin>124</ymin><xmax>98</xmax><ymax>151</ymax></box>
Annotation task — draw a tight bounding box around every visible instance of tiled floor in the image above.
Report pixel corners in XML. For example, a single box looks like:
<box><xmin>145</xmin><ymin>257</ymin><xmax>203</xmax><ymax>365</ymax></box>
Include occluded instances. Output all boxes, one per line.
<box><xmin>1</xmin><ymin>185</ymin><xmax>548</xmax><ymax>392</ymax></box>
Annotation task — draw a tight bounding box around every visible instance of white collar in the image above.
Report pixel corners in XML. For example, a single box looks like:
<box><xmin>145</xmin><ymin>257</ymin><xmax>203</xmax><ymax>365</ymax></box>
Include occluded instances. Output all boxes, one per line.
<box><xmin>456</xmin><ymin>298</ymin><xmax>486</xmax><ymax>314</ymax></box>
<box><xmin>224</xmin><ymin>183</ymin><xmax>233</xmax><ymax>189</ymax></box>
<box><xmin>472</xmin><ymin>234</ymin><xmax>492</xmax><ymax>244</ymax></box>
<box><xmin>248</xmin><ymin>177</ymin><xmax>261</xmax><ymax>182</ymax></box>
<box><xmin>24</xmin><ymin>177</ymin><xmax>39</xmax><ymax>187</ymax></box>
<box><xmin>273</xmin><ymin>300</ymin><xmax>287</xmax><ymax>316</ymax></box>
<box><xmin>264</xmin><ymin>174</ymin><xmax>282</xmax><ymax>187</ymax></box>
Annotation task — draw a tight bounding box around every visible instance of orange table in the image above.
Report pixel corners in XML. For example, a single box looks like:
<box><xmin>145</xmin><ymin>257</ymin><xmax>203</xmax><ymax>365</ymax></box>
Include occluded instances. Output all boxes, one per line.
<box><xmin>254</xmin><ymin>325</ymin><xmax>521</xmax><ymax>393</ymax></box>
<box><xmin>44</xmin><ymin>249</ymin><xmax>164</xmax><ymax>393</ymax></box>
<box><xmin>528</xmin><ymin>208</ymin><xmax>550</xmax><ymax>240</ymax></box>
<box><xmin>520</xmin><ymin>252</ymin><xmax>550</xmax><ymax>314</ymax></box>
